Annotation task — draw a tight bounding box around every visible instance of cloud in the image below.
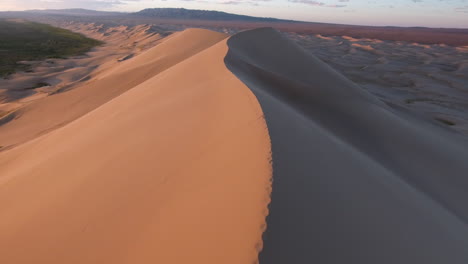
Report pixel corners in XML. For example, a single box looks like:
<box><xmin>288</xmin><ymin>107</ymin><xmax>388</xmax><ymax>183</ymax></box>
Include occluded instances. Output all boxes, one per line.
<box><xmin>0</xmin><ymin>0</ymin><xmax>138</xmax><ymax>10</ymax></box>
<box><xmin>288</xmin><ymin>0</ymin><xmax>346</xmax><ymax>7</ymax></box>
<box><xmin>217</xmin><ymin>0</ymin><xmax>271</xmax><ymax>6</ymax></box>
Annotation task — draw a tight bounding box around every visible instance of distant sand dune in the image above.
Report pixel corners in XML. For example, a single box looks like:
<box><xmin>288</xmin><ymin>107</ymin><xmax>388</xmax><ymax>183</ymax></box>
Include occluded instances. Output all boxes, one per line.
<box><xmin>0</xmin><ymin>23</ymin><xmax>165</xmax><ymax>138</ymax></box>
<box><xmin>0</xmin><ymin>28</ymin><xmax>226</xmax><ymax>149</ymax></box>
<box><xmin>289</xmin><ymin>32</ymin><xmax>468</xmax><ymax>135</ymax></box>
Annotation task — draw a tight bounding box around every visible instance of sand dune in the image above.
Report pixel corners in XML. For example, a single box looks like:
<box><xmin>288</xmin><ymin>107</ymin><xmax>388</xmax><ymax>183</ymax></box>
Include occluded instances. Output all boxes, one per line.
<box><xmin>0</xmin><ymin>24</ymin><xmax>165</xmax><ymax>99</ymax></box>
<box><xmin>226</xmin><ymin>28</ymin><xmax>468</xmax><ymax>263</ymax></box>
<box><xmin>0</xmin><ymin>23</ymin><xmax>166</xmax><ymax>141</ymax></box>
<box><xmin>0</xmin><ymin>29</ymin><xmax>271</xmax><ymax>263</ymax></box>
<box><xmin>1</xmin><ymin>25</ymin><xmax>468</xmax><ymax>264</ymax></box>
<box><xmin>0</xmin><ymin>28</ymin><xmax>225</xmax><ymax>149</ymax></box>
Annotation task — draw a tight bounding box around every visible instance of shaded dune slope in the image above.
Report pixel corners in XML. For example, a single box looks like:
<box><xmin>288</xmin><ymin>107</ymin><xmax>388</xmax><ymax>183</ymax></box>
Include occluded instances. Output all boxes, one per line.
<box><xmin>225</xmin><ymin>28</ymin><xmax>468</xmax><ymax>263</ymax></box>
<box><xmin>0</xmin><ymin>30</ymin><xmax>271</xmax><ymax>263</ymax></box>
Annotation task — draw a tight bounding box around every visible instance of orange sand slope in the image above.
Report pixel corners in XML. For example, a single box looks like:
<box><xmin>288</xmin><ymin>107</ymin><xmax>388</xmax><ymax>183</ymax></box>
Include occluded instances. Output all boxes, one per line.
<box><xmin>0</xmin><ymin>29</ymin><xmax>271</xmax><ymax>263</ymax></box>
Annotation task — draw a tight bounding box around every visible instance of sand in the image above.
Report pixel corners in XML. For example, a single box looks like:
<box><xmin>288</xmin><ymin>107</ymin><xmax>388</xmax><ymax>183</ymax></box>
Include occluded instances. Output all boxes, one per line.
<box><xmin>0</xmin><ymin>24</ymin><xmax>165</xmax><ymax>100</ymax></box>
<box><xmin>289</xmin><ymin>32</ymin><xmax>468</xmax><ymax>135</ymax></box>
<box><xmin>0</xmin><ymin>26</ymin><xmax>226</xmax><ymax>149</ymax></box>
<box><xmin>0</xmin><ymin>23</ymin><xmax>166</xmax><ymax>146</ymax></box>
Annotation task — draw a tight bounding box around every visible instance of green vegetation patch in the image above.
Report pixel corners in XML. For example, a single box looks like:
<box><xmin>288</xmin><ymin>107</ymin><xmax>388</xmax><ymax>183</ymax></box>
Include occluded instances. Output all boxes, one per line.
<box><xmin>0</xmin><ymin>19</ymin><xmax>102</xmax><ymax>78</ymax></box>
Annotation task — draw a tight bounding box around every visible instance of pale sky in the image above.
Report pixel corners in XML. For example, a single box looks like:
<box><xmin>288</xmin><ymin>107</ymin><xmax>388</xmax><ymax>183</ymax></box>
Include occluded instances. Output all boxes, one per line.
<box><xmin>0</xmin><ymin>0</ymin><xmax>467</xmax><ymax>28</ymax></box>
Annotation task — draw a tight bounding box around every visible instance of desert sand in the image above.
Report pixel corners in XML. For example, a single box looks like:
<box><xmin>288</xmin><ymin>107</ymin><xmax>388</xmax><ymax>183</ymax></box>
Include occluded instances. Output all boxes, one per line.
<box><xmin>289</xmin><ymin>32</ymin><xmax>468</xmax><ymax>135</ymax></box>
<box><xmin>0</xmin><ymin>23</ymin><xmax>166</xmax><ymax>132</ymax></box>
<box><xmin>0</xmin><ymin>25</ymin><xmax>226</xmax><ymax>149</ymax></box>
<box><xmin>1</xmin><ymin>25</ymin><xmax>468</xmax><ymax>264</ymax></box>
<box><xmin>0</xmin><ymin>23</ymin><xmax>165</xmax><ymax>98</ymax></box>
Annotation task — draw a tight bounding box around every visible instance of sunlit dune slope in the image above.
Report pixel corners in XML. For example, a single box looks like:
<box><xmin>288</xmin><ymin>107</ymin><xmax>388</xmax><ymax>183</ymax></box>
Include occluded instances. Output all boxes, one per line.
<box><xmin>225</xmin><ymin>28</ymin><xmax>468</xmax><ymax>264</ymax></box>
<box><xmin>0</xmin><ymin>29</ymin><xmax>271</xmax><ymax>264</ymax></box>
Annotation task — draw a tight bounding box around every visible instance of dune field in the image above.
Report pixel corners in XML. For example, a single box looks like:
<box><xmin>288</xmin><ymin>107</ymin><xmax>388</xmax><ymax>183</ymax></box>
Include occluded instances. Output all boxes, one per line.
<box><xmin>0</xmin><ymin>23</ymin><xmax>166</xmax><ymax>124</ymax></box>
<box><xmin>289</xmin><ymin>32</ymin><xmax>468</xmax><ymax>135</ymax></box>
<box><xmin>1</xmin><ymin>24</ymin><xmax>468</xmax><ymax>264</ymax></box>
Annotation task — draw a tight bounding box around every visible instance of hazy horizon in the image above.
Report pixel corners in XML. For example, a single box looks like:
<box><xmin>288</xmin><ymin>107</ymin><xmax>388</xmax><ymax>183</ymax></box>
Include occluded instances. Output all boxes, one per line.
<box><xmin>0</xmin><ymin>1</ymin><xmax>467</xmax><ymax>28</ymax></box>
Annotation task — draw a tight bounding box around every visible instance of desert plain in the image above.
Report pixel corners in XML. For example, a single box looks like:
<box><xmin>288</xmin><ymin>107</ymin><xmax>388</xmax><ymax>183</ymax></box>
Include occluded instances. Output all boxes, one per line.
<box><xmin>1</xmin><ymin>9</ymin><xmax>468</xmax><ymax>264</ymax></box>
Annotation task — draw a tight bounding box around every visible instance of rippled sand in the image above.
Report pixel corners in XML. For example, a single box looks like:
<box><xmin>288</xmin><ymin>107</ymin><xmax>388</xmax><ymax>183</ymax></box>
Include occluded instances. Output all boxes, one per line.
<box><xmin>290</xmin><ymin>33</ymin><xmax>468</xmax><ymax>135</ymax></box>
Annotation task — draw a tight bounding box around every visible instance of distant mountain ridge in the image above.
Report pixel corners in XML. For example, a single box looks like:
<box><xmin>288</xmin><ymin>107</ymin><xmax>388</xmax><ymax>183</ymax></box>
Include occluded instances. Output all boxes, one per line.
<box><xmin>1</xmin><ymin>8</ymin><xmax>466</xmax><ymax>46</ymax></box>
<box><xmin>134</xmin><ymin>8</ymin><xmax>292</xmax><ymax>22</ymax></box>
<box><xmin>25</xmin><ymin>8</ymin><xmax>123</xmax><ymax>16</ymax></box>
<box><xmin>15</xmin><ymin>8</ymin><xmax>294</xmax><ymax>22</ymax></box>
